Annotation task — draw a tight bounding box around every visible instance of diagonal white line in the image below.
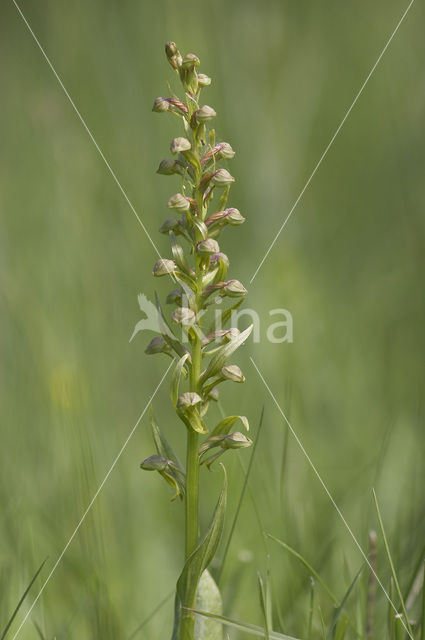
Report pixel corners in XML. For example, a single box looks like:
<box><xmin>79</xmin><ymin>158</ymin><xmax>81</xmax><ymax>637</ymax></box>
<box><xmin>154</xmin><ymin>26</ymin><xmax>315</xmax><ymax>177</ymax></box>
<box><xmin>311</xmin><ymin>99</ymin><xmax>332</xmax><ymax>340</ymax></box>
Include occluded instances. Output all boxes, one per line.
<box><xmin>12</xmin><ymin>0</ymin><xmax>163</xmax><ymax>261</ymax></box>
<box><xmin>250</xmin><ymin>356</ymin><xmax>414</xmax><ymax>639</ymax></box>
<box><xmin>249</xmin><ymin>0</ymin><xmax>416</xmax><ymax>284</ymax></box>
<box><xmin>11</xmin><ymin>361</ymin><xmax>173</xmax><ymax>640</ymax></box>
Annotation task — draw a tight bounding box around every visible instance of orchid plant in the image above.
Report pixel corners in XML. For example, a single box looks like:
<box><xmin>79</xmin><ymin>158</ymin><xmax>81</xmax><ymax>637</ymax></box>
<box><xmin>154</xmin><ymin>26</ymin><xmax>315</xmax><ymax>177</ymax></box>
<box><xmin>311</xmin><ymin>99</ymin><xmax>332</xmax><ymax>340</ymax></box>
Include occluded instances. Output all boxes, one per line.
<box><xmin>134</xmin><ymin>42</ymin><xmax>253</xmax><ymax>640</ymax></box>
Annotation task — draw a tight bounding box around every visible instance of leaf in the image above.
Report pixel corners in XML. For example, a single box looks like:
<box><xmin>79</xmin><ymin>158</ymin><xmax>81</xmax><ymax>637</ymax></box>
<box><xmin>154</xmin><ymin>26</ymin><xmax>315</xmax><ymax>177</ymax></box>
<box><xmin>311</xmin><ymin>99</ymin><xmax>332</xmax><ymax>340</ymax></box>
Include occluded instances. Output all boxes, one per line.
<box><xmin>192</xmin><ymin>218</ymin><xmax>208</xmax><ymax>240</ymax></box>
<box><xmin>154</xmin><ymin>292</ymin><xmax>187</xmax><ymax>358</ymax></box>
<box><xmin>187</xmin><ymin>609</ymin><xmax>301</xmax><ymax>640</ymax></box>
<box><xmin>145</xmin><ymin>409</ymin><xmax>186</xmax><ymax>500</ymax></box>
<box><xmin>177</xmin><ymin>406</ymin><xmax>209</xmax><ymax>435</ymax></box>
<box><xmin>172</xmin><ymin>467</ymin><xmax>227</xmax><ymax>640</ymax></box>
<box><xmin>159</xmin><ymin>466</ymin><xmax>185</xmax><ymax>501</ymax></box>
<box><xmin>150</xmin><ymin>407</ymin><xmax>184</xmax><ymax>474</ymax></box>
<box><xmin>1</xmin><ymin>559</ymin><xmax>47</xmax><ymax>640</ymax></box>
<box><xmin>170</xmin><ymin>232</ymin><xmax>194</xmax><ymax>276</ymax></box>
<box><xmin>171</xmin><ymin>353</ymin><xmax>191</xmax><ymax>407</ymax></box>
<box><xmin>209</xmin><ymin>415</ymin><xmax>249</xmax><ymax>439</ymax></box>
<box><xmin>200</xmin><ymin>325</ymin><xmax>253</xmax><ymax>382</ymax></box>
<box><xmin>217</xmin><ymin>185</ymin><xmax>230</xmax><ymax>212</ymax></box>
<box><xmin>194</xmin><ymin>570</ymin><xmax>223</xmax><ymax>640</ymax></box>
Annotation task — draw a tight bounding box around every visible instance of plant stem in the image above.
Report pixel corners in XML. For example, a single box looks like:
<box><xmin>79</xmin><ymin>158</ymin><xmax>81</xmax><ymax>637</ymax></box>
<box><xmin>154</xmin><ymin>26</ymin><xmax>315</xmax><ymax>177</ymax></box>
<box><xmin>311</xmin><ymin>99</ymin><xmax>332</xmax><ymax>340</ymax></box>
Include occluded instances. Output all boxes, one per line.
<box><xmin>185</xmin><ymin>379</ymin><xmax>200</xmax><ymax>558</ymax></box>
<box><xmin>182</xmin><ymin>114</ymin><xmax>203</xmax><ymax>637</ymax></box>
<box><xmin>182</xmin><ymin>277</ymin><xmax>202</xmax><ymax>640</ymax></box>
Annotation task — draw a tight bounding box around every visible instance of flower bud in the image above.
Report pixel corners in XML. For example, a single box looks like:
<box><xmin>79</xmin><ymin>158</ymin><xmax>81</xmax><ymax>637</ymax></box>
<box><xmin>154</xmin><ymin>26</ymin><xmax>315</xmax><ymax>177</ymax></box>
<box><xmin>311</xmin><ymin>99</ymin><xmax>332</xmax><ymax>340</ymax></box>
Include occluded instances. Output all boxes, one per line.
<box><xmin>159</xmin><ymin>217</ymin><xmax>179</xmax><ymax>234</ymax></box>
<box><xmin>140</xmin><ymin>454</ymin><xmax>169</xmax><ymax>471</ymax></box>
<box><xmin>211</xmin><ymin>168</ymin><xmax>235</xmax><ymax>187</ymax></box>
<box><xmin>177</xmin><ymin>391</ymin><xmax>202</xmax><ymax>408</ymax></box>
<box><xmin>198</xmin><ymin>73</ymin><xmax>211</xmax><ymax>87</ymax></box>
<box><xmin>165</xmin><ymin>41</ymin><xmax>178</xmax><ymax>58</ymax></box>
<box><xmin>152</xmin><ymin>97</ymin><xmax>170</xmax><ymax>113</ymax></box>
<box><xmin>226</xmin><ymin>208</ymin><xmax>245</xmax><ymax>225</ymax></box>
<box><xmin>166</xmin><ymin>288</ymin><xmax>183</xmax><ymax>305</ymax></box>
<box><xmin>221</xmin><ymin>364</ymin><xmax>245</xmax><ymax>383</ymax></box>
<box><xmin>223</xmin><ymin>279</ymin><xmax>248</xmax><ymax>298</ymax></box>
<box><xmin>182</xmin><ymin>53</ymin><xmax>200</xmax><ymax>70</ymax></box>
<box><xmin>205</xmin><ymin>207</ymin><xmax>245</xmax><ymax>228</ymax></box>
<box><xmin>157</xmin><ymin>158</ymin><xmax>182</xmax><ymax>176</ymax></box>
<box><xmin>172</xmin><ymin>307</ymin><xmax>196</xmax><ymax>325</ymax></box>
<box><xmin>210</xmin><ymin>252</ymin><xmax>230</xmax><ymax>268</ymax></box>
<box><xmin>170</xmin><ymin>137</ymin><xmax>191</xmax><ymax>154</ymax></box>
<box><xmin>167</xmin><ymin>193</ymin><xmax>191</xmax><ymax>212</ymax></box>
<box><xmin>153</xmin><ymin>258</ymin><xmax>177</xmax><ymax>277</ymax></box>
<box><xmin>165</xmin><ymin>42</ymin><xmax>182</xmax><ymax>70</ymax></box>
<box><xmin>196</xmin><ymin>238</ymin><xmax>220</xmax><ymax>256</ymax></box>
<box><xmin>222</xmin><ymin>432</ymin><xmax>252</xmax><ymax>450</ymax></box>
<box><xmin>201</xmin><ymin>142</ymin><xmax>234</xmax><ymax>165</ymax></box>
<box><xmin>194</xmin><ymin>105</ymin><xmax>216</xmax><ymax>123</ymax></box>
<box><xmin>220</xmin><ymin>142</ymin><xmax>235</xmax><ymax>159</ymax></box>
<box><xmin>144</xmin><ymin>336</ymin><xmax>170</xmax><ymax>355</ymax></box>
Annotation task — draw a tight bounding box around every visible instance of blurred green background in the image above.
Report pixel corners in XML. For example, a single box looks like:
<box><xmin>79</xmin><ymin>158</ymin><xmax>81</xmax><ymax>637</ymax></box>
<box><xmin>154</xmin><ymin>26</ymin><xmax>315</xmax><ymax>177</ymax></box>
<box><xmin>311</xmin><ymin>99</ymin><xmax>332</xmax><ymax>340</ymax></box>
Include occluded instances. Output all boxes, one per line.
<box><xmin>1</xmin><ymin>0</ymin><xmax>424</xmax><ymax>638</ymax></box>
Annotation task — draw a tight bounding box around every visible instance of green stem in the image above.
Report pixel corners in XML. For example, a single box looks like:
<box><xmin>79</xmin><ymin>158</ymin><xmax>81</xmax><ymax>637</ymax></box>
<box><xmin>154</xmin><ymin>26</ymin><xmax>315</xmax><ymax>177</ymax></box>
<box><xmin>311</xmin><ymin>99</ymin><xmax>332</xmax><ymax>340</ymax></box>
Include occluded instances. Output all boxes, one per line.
<box><xmin>185</xmin><ymin>430</ymin><xmax>199</xmax><ymax>558</ymax></box>
<box><xmin>181</xmin><ymin>106</ymin><xmax>203</xmax><ymax>638</ymax></box>
<box><xmin>185</xmin><ymin>333</ymin><xmax>201</xmax><ymax>558</ymax></box>
<box><xmin>181</xmin><ymin>281</ymin><xmax>202</xmax><ymax>640</ymax></box>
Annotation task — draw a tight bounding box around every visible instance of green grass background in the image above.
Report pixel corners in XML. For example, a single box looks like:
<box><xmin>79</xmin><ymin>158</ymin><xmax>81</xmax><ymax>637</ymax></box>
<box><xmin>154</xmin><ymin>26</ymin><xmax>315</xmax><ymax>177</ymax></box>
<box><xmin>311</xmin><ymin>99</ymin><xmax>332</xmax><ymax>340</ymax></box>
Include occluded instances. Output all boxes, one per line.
<box><xmin>1</xmin><ymin>0</ymin><xmax>424</xmax><ymax>638</ymax></box>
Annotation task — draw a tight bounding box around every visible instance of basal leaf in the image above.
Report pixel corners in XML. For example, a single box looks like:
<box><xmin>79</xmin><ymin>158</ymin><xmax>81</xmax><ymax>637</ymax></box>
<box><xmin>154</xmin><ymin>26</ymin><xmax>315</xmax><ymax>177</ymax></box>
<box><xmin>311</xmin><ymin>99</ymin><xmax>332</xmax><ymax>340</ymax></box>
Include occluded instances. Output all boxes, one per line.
<box><xmin>194</xmin><ymin>570</ymin><xmax>223</xmax><ymax>640</ymax></box>
<box><xmin>172</xmin><ymin>467</ymin><xmax>227</xmax><ymax>640</ymax></box>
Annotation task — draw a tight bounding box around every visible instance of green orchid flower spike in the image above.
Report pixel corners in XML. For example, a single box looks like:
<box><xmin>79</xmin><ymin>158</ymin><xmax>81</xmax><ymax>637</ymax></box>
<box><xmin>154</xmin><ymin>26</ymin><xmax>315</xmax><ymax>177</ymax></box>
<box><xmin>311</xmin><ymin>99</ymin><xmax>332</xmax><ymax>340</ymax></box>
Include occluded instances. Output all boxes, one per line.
<box><xmin>136</xmin><ymin>42</ymin><xmax>253</xmax><ymax>640</ymax></box>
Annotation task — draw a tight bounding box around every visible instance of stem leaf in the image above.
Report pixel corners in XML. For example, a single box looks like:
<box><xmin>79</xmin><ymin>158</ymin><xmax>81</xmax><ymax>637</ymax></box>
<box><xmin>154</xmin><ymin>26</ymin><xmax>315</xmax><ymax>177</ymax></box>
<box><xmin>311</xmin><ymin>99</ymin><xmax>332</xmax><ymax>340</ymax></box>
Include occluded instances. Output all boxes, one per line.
<box><xmin>172</xmin><ymin>466</ymin><xmax>227</xmax><ymax>639</ymax></box>
<box><xmin>171</xmin><ymin>353</ymin><xmax>191</xmax><ymax>407</ymax></box>
<box><xmin>209</xmin><ymin>415</ymin><xmax>249</xmax><ymax>439</ymax></box>
<box><xmin>200</xmin><ymin>325</ymin><xmax>253</xmax><ymax>382</ymax></box>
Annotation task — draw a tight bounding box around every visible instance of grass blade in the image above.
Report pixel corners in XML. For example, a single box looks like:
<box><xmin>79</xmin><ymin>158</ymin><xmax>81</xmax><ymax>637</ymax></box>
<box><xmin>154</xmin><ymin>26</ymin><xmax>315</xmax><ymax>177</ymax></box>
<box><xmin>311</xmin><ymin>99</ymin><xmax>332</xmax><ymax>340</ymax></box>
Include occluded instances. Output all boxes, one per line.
<box><xmin>327</xmin><ymin>565</ymin><xmax>363</xmax><ymax>639</ymax></box>
<box><xmin>33</xmin><ymin>620</ymin><xmax>47</xmax><ymax>640</ymax></box>
<box><xmin>258</xmin><ymin>572</ymin><xmax>270</xmax><ymax>640</ymax></box>
<box><xmin>373</xmin><ymin>489</ymin><xmax>414</xmax><ymax>638</ymax></box>
<box><xmin>0</xmin><ymin>559</ymin><xmax>47</xmax><ymax>640</ymax></box>
<box><xmin>128</xmin><ymin>590</ymin><xmax>174</xmax><ymax>639</ymax></box>
<box><xmin>266</xmin><ymin>533</ymin><xmax>338</xmax><ymax>604</ymax></box>
<box><xmin>187</xmin><ymin>608</ymin><xmax>301</xmax><ymax>640</ymax></box>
